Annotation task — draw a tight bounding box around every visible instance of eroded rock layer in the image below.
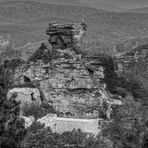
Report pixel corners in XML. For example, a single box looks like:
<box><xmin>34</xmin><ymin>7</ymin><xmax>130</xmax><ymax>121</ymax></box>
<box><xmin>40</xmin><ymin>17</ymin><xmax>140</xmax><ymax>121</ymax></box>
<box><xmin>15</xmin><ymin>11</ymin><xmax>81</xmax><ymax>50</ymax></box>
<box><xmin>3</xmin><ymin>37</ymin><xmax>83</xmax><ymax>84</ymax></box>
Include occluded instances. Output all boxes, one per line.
<box><xmin>12</xmin><ymin>48</ymin><xmax>113</xmax><ymax>117</ymax></box>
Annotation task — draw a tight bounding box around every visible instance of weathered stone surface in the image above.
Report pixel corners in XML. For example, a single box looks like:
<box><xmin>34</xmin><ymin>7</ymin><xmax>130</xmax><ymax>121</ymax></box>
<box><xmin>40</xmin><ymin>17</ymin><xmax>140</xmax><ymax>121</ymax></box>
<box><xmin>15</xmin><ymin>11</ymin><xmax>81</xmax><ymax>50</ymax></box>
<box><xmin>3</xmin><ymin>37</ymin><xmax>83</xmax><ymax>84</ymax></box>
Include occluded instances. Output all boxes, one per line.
<box><xmin>13</xmin><ymin>48</ymin><xmax>121</xmax><ymax>117</ymax></box>
<box><xmin>46</xmin><ymin>22</ymin><xmax>86</xmax><ymax>49</ymax></box>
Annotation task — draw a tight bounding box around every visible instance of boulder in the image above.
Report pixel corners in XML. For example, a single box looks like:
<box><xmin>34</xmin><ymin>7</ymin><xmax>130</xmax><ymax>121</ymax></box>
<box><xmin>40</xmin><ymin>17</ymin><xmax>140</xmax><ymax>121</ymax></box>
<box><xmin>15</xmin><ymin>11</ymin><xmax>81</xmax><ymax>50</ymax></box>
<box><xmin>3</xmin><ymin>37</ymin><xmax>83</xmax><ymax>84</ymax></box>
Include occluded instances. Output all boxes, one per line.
<box><xmin>7</xmin><ymin>87</ymin><xmax>41</xmax><ymax>115</ymax></box>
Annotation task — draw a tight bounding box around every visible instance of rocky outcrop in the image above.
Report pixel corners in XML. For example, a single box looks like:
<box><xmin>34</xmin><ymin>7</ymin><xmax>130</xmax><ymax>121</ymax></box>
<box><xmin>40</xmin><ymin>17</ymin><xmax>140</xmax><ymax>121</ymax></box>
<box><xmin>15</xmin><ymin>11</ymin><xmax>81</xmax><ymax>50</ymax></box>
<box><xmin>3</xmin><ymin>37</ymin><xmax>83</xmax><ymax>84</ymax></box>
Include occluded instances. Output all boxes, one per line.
<box><xmin>12</xmin><ymin>47</ymin><xmax>121</xmax><ymax>117</ymax></box>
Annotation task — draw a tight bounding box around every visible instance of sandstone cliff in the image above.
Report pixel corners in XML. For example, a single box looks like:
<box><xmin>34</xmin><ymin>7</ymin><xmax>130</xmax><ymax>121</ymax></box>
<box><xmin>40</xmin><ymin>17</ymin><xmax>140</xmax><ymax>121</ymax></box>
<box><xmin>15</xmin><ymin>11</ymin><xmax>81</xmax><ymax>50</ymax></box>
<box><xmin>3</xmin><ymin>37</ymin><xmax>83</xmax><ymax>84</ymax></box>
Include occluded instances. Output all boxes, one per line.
<box><xmin>11</xmin><ymin>46</ymin><xmax>121</xmax><ymax>118</ymax></box>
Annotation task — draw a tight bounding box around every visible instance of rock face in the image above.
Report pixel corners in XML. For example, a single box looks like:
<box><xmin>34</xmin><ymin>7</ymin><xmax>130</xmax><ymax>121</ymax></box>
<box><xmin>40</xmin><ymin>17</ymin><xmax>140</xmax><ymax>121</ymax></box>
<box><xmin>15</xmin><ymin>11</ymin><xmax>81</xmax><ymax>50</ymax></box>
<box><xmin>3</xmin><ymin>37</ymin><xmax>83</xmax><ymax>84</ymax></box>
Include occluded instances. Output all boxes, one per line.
<box><xmin>46</xmin><ymin>21</ymin><xmax>86</xmax><ymax>49</ymax></box>
<box><xmin>13</xmin><ymin>47</ymin><xmax>119</xmax><ymax>117</ymax></box>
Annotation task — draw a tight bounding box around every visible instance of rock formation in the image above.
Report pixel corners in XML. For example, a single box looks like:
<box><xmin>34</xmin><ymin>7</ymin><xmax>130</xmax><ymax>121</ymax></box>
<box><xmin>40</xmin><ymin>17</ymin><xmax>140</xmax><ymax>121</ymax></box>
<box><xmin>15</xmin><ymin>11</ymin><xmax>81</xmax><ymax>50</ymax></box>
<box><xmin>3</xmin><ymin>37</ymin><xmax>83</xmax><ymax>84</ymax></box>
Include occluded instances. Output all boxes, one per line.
<box><xmin>11</xmin><ymin>46</ymin><xmax>121</xmax><ymax>118</ymax></box>
<box><xmin>46</xmin><ymin>21</ymin><xmax>87</xmax><ymax>49</ymax></box>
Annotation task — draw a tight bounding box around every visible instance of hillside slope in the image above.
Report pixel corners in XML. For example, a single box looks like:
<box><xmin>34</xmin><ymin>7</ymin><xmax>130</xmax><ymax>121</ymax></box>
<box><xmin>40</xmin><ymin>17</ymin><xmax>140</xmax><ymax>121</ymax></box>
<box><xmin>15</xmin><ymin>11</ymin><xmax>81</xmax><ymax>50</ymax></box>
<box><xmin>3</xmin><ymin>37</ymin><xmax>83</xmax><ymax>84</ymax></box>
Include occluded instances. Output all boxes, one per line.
<box><xmin>2</xmin><ymin>0</ymin><xmax>148</xmax><ymax>11</ymax></box>
<box><xmin>79</xmin><ymin>0</ymin><xmax>123</xmax><ymax>11</ymax></box>
<box><xmin>126</xmin><ymin>7</ymin><xmax>148</xmax><ymax>13</ymax></box>
<box><xmin>1</xmin><ymin>1</ymin><xmax>148</xmax><ymax>54</ymax></box>
<box><xmin>0</xmin><ymin>0</ymin><xmax>83</xmax><ymax>5</ymax></box>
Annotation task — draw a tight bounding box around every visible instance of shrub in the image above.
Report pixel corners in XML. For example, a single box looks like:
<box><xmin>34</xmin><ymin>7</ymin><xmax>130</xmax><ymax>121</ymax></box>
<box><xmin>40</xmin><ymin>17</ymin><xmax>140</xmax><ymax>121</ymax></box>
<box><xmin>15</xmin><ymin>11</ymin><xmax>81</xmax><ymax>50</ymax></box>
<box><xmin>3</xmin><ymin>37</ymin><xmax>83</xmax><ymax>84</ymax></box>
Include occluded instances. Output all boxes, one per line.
<box><xmin>28</xmin><ymin>43</ymin><xmax>52</xmax><ymax>63</ymax></box>
<box><xmin>22</xmin><ymin>102</ymin><xmax>55</xmax><ymax>120</ymax></box>
<box><xmin>21</xmin><ymin>123</ymin><xmax>110</xmax><ymax>148</ymax></box>
<box><xmin>102</xmin><ymin>97</ymin><xmax>148</xmax><ymax>148</ymax></box>
<box><xmin>21</xmin><ymin>122</ymin><xmax>62</xmax><ymax>148</ymax></box>
<box><xmin>0</xmin><ymin>86</ymin><xmax>26</xmax><ymax>148</ymax></box>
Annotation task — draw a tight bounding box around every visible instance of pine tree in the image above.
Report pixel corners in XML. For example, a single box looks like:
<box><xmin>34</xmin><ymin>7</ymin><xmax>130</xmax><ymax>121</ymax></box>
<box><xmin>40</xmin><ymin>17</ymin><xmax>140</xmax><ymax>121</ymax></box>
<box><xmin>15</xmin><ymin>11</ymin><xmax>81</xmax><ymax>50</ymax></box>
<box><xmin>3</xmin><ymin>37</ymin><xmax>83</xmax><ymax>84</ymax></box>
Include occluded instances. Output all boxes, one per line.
<box><xmin>0</xmin><ymin>62</ymin><xmax>26</xmax><ymax>148</ymax></box>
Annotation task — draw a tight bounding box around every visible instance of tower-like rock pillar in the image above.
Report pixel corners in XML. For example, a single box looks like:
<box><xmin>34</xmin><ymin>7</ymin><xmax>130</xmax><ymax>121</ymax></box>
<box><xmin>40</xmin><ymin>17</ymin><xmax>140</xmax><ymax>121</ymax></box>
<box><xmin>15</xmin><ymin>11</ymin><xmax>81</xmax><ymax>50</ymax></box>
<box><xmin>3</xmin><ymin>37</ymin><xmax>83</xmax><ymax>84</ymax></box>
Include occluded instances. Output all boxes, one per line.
<box><xmin>46</xmin><ymin>21</ymin><xmax>87</xmax><ymax>50</ymax></box>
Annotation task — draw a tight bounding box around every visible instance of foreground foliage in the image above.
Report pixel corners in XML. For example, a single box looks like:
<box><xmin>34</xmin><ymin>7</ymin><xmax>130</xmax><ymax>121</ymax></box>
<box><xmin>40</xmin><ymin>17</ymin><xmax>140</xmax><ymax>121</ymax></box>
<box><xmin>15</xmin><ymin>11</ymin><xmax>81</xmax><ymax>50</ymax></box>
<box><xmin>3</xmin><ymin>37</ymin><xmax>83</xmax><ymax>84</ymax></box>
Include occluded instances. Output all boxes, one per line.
<box><xmin>22</xmin><ymin>101</ymin><xmax>56</xmax><ymax>120</ymax></box>
<box><xmin>21</xmin><ymin>122</ymin><xmax>111</xmax><ymax>148</ymax></box>
<box><xmin>0</xmin><ymin>64</ymin><xmax>26</xmax><ymax>148</ymax></box>
<box><xmin>102</xmin><ymin>95</ymin><xmax>148</xmax><ymax>148</ymax></box>
<box><xmin>28</xmin><ymin>43</ymin><xmax>52</xmax><ymax>63</ymax></box>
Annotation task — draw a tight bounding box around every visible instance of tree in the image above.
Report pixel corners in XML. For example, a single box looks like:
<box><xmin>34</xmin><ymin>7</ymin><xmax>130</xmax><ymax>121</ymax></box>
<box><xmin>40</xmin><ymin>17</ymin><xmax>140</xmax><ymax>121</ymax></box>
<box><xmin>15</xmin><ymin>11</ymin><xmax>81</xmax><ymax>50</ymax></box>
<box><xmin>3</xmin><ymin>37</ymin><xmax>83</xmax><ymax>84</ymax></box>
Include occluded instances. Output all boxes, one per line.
<box><xmin>0</xmin><ymin>58</ymin><xmax>24</xmax><ymax>89</ymax></box>
<box><xmin>102</xmin><ymin>96</ymin><xmax>148</xmax><ymax>148</ymax></box>
<box><xmin>21</xmin><ymin>121</ymin><xmax>111</xmax><ymax>148</ymax></box>
<box><xmin>22</xmin><ymin>101</ymin><xmax>56</xmax><ymax>120</ymax></box>
<box><xmin>61</xmin><ymin>129</ymin><xmax>87</xmax><ymax>147</ymax></box>
<box><xmin>21</xmin><ymin>122</ymin><xmax>64</xmax><ymax>148</ymax></box>
<box><xmin>142</xmin><ymin>130</ymin><xmax>148</xmax><ymax>148</ymax></box>
<box><xmin>0</xmin><ymin>85</ymin><xmax>26</xmax><ymax>148</ymax></box>
<box><xmin>0</xmin><ymin>60</ymin><xmax>26</xmax><ymax>148</ymax></box>
<box><xmin>28</xmin><ymin>43</ymin><xmax>52</xmax><ymax>63</ymax></box>
<box><xmin>98</xmin><ymin>54</ymin><xmax>118</xmax><ymax>92</ymax></box>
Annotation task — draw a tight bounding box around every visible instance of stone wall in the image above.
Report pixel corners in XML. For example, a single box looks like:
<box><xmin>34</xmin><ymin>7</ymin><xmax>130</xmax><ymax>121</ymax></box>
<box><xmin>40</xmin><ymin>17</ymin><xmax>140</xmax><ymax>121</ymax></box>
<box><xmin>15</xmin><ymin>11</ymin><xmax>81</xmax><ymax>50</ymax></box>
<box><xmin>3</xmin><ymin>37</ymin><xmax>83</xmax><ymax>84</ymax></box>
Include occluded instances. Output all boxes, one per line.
<box><xmin>37</xmin><ymin>114</ymin><xmax>100</xmax><ymax>135</ymax></box>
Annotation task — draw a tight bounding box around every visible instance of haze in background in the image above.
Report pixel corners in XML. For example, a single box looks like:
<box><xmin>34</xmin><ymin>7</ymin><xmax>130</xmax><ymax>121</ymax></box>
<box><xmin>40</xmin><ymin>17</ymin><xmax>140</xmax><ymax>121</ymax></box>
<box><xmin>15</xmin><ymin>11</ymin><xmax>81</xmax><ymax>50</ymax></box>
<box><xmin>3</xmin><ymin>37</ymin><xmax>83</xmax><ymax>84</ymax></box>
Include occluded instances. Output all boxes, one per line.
<box><xmin>80</xmin><ymin>0</ymin><xmax>148</xmax><ymax>10</ymax></box>
<box><xmin>1</xmin><ymin>0</ymin><xmax>148</xmax><ymax>11</ymax></box>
